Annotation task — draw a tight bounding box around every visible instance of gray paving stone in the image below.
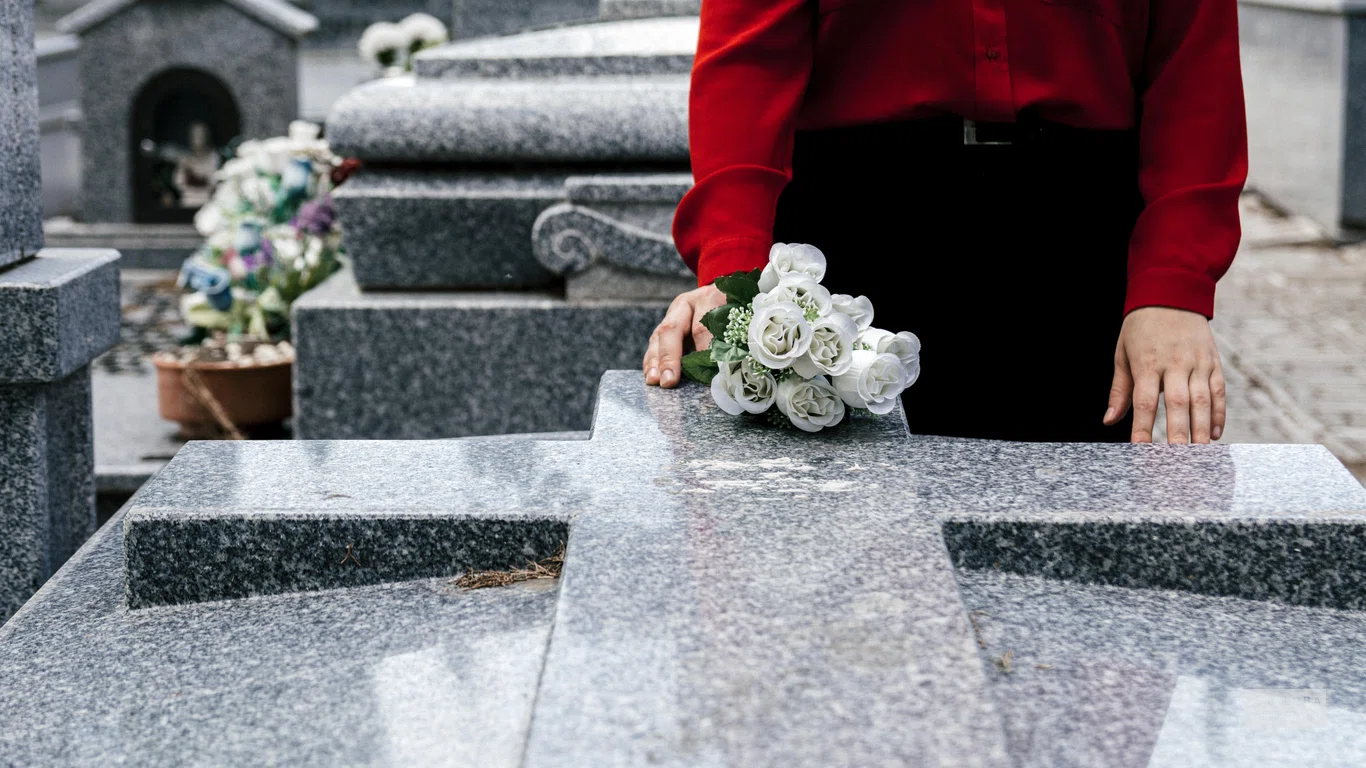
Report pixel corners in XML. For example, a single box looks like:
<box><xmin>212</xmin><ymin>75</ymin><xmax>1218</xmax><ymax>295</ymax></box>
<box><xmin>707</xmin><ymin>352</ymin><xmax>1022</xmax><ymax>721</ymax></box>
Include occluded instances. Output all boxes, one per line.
<box><xmin>0</xmin><ymin>0</ymin><xmax>44</xmax><ymax>268</ymax></box>
<box><xmin>4</xmin><ymin>372</ymin><xmax>1366</xmax><ymax>763</ymax></box>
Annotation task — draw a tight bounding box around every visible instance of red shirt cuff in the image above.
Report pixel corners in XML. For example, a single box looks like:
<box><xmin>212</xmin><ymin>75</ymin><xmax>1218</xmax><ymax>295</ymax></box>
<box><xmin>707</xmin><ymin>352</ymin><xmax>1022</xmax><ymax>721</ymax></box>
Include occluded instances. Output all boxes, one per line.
<box><xmin>696</xmin><ymin>237</ymin><xmax>771</xmax><ymax>286</ymax></box>
<box><xmin>1125</xmin><ymin>266</ymin><xmax>1217</xmax><ymax>318</ymax></box>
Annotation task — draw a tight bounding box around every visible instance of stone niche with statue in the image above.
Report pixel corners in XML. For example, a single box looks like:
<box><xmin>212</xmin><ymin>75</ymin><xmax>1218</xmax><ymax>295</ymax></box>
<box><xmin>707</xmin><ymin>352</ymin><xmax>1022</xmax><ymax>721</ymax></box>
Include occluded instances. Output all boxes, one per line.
<box><xmin>56</xmin><ymin>0</ymin><xmax>318</xmax><ymax>224</ymax></box>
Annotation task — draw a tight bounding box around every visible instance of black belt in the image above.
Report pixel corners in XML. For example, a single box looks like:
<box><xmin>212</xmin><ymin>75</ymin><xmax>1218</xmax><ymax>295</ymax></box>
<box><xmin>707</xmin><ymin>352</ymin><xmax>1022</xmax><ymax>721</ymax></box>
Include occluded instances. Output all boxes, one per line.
<box><xmin>794</xmin><ymin>115</ymin><xmax>1138</xmax><ymax>153</ymax></box>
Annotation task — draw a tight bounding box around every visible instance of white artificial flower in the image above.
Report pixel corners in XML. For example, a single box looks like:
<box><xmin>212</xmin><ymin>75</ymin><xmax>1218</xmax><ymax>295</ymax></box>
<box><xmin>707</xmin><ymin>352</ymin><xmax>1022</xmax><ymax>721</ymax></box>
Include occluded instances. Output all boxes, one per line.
<box><xmin>359</xmin><ymin>22</ymin><xmax>412</xmax><ymax>68</ymax></box>
<box><xmin>830</xmin><ymin>293</ymin><xmax>875</xmax><ymax>331</ymax></box>
<box><xmin>193</xmin><ymin>204</ymin><xmax>226</xmax><ymax>238</ymax></box>
<box><xmin>834</xmin><ymin>350</ymin><xmax>908</xmax><ymax>415</ymax></box>
<box><xmin>858</xmin><ymin>328</ymin><xmax>922</xmax><ymax>384</ymax></box>
<box><xmin>791</xmin><ymin>312</ymin><xmax>858</xmax><ymax>379</ymax></box>
<box><xmin>399</xmin><ymin>12</ymin><xmax>450</xmax><ymax>49</ymax></box>
<box><xmin>775</xmin><ymin>375</ymin><xmax>846</xmax><ymax>433</ymax></box>
<box><xmin>711</xmin><ymin>360</ymin><xmax>777</xmax><ymax>416</ymax></box>
<box><xmin>271</xmin><ymin>230</ymin><xmax>303</xmax><ymax>266</ymax></box>
<box><xmin>304</xmin><ymin>236</ymin><xmax>324</xmax><ymax>268</ymax></box>
<box><xmin>289</xmin><ymin>121</ymin><xmax>321</xmax><ymax>143</ymax></box>
<box><xmin>759</xmin><ymin>243</ymin><xmax>827</xmax><ymax>292</ymax></box>
<box><xmin>238</xmin><ymin>175</ymin><xmax>277</xmax><ymax>211</ymax></box>
<box><xmin>754</xmin><ymin>274</ymin><xmax>833</xmax><ymax>317</ymax></box>
<box><xmin>747</xmin><ymin>301</ymin><xmax>812</xmax><ymax>370</ymax></box>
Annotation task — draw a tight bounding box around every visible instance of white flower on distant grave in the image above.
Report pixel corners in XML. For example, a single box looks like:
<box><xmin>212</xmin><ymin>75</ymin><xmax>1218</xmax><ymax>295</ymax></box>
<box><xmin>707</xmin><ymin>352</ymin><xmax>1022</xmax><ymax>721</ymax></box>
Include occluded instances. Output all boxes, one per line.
<box><xmin>399</xmin><ymin>13</ymin><xmax>449</xmax><ymax>52</ymax></box>
<box><xmin>289</xmin><ymin>121</ymin><xmax>321</xmax><ymax>143</ymax></box>
<box><xmin>775</xmin><ymin>375</ymin><xmax>846</xmax><ymax>433</ymax></box>
<box><xmin>238</xmin><ymin>175</ymin><xmax>277</xmax><ymax>211</ymax></box>
<box><xmin>754</xmin><ymin>274</ymin><xmax>833</xmax><ymax>319</ymax></box>
<box><xmin>711</xmin><ymin>359</ymin><xmax>777</xmax><ymax>415</ymax></box>
<box><xmin>270</xmin><ymin>227</ymin><xmax>304</xmax><ymax>268</ymax></box>
<box><xmin>359</xmin><ymin>22</ymin><xmax>412</xmax><ymax>69</ymax></box>
<box><xmin>216</xmin><ymin>157</ymin><xmax>254</xmax><ymax>186</ymax></box>
<box><xmin>193</xmin><ymin>203</ymin><xmax>227</xmax><ymax>238</ymax></box>
<box><xmin>792</xmin><ymin>312</ymin><xmax>858</xmax><ymax>379</ymax></box>
<box><xmin>858</xmin><ymin>328</ymin><xmax>921</xmax><ymax>385</ymax></box>
<box><xmin>830</xmin><ymin>293</ymin><xmax>874</xmax><ymax>331</ymax></box>
<box><xmin>759</xmin><ymin>243</ymin><xmax>827</xmax><ymax>292</ymax></box>
<box><xmin>747</xmin><ymin>300</ymin><xmax>812</xmax><ymax>370</ymax></box>
<box><xmin>834</xmin><ymin>350</ymin><xmax>908</xmax><ymax>415</ymax></box>
<box><xmin>304</xmin><ymin>236</ymin><xmax>324</xmax><ymax>268</ymax></box>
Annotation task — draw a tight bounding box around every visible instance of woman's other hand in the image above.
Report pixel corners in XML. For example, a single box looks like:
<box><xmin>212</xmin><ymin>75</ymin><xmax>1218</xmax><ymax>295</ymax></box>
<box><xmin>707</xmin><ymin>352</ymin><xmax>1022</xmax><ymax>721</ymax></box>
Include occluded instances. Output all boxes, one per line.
<box><xmin>643</xmin><ymin>285</ymin><xmax>727</xmax><ymax>388</ymax></box>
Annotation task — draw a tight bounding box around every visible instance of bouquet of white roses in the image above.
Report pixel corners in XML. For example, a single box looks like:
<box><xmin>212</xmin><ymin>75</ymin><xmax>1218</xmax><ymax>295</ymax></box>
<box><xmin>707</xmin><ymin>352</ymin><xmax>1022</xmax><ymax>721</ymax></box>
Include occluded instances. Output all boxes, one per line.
<box><xmin>681</xmin><ymin>244</ymin><xmax>921</xmax><ymax>433</ymax></box>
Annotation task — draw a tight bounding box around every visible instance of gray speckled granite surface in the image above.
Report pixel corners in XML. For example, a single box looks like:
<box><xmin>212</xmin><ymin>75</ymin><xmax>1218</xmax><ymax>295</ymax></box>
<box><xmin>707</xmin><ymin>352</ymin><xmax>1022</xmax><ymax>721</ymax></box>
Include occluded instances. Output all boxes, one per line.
<box><xmin>4</xmin><ymin>372</ymin><xmax>1366</xmax><ymax>764</ymax></box>
<box><xmin>0</xmin><ymin>0</ymin><xmax>43</xmax><ymax>269</ymax></box>
<box><xmin>0</xmin><ymin>248</ymin><xmax>120</xmax><ymax>384</ymax></box>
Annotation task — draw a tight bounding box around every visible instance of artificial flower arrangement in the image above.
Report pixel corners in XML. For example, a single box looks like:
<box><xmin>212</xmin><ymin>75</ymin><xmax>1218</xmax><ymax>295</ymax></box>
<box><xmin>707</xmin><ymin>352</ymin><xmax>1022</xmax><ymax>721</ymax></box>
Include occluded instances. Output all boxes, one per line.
<box><xmin>358</xmin><ymin>13</ymin><xmax>450</xmax><ymax>76</ymax></box>
<box><xmin>176</xmin><ymin>121</ymin><xmax>351</xmax><ymax>342</ymax></box>
<box><xmin>682</xmin><ymin>244</ymin><xmax>921</xmax><ymax>433</ymax></box>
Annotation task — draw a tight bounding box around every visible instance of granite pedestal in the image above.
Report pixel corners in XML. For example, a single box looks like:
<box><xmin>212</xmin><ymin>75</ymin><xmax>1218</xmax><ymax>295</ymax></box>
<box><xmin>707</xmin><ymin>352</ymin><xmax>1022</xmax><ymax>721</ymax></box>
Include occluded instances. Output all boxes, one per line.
<box><xmin>296</xmin><ymin>5</ymin><xmax>698</xmax><ymax>439</ymax></box>
<box><xmin>2</xmin><ymin>372</ymin><xmax>1366</xmax><ymax>764</ymax></box>
<box><xmin>0</xmin><ymin>0</ymin><xmax>43</xmax><ymax>269</ymax></box>
<box><xmin>0</xmin><ymin>249</ymin><xmax>121</xmax><ymax>622</ymax></box>
<box><xmin>1240</xmin><ymin>0</ymin><xmax>1366</xmax><ymax>234</ymax></box>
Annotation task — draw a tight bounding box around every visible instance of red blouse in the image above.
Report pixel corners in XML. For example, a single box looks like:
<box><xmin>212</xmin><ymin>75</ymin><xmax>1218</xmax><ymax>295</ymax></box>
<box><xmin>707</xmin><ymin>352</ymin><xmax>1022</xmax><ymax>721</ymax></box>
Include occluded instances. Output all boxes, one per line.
<box><xmin>673</xmin><ymin>0</ymin><xmax>1248</xmax><ymax>318</ymax></box>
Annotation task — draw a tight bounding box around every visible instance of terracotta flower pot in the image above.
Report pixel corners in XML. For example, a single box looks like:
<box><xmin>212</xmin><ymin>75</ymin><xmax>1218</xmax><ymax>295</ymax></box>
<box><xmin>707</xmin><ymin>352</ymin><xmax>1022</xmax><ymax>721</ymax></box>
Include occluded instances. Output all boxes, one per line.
<box><xmin>155</xmin><ymin>356</ymin><xmax>293</xmax><ymax>439</ymax></box>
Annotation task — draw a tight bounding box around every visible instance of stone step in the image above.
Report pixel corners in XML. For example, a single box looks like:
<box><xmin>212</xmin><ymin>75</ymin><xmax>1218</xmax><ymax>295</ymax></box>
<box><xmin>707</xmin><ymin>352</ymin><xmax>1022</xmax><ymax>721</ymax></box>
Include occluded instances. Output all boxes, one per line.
<box><xmin>291</xmin><ymin>266</ymin><xmax>668</xmax><ymax>439</ymax></box>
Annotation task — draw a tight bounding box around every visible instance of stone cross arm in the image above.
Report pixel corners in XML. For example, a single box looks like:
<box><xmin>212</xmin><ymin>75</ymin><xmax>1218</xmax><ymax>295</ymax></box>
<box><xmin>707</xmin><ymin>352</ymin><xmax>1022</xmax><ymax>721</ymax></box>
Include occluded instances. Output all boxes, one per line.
<box><xmin>3</xmin><ymin>371</ymin><xmax>1365</xmax><ymax>765</ymax></box>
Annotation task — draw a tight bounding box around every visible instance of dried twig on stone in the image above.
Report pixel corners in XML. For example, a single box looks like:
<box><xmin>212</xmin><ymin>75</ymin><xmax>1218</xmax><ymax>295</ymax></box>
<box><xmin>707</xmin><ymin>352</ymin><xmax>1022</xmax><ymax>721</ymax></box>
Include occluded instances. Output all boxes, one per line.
<box><xmin>181</xmin><ymin>366</ymin><xmax>245</xmax><ymax>440</ymax></box>
<box><xmin>454</xmin><ymin>544</ymin><xmax>565</xmax><ymax>590</ymax></box>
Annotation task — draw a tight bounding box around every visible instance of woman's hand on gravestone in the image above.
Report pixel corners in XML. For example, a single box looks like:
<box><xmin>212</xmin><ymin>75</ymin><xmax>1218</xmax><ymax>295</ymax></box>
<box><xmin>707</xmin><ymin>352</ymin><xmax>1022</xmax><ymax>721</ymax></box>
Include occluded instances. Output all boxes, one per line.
<box><xmin>644</xmin><ymin>285</ymin><xmax>728</xmax><ymax>388</ymax></box>
<box><xmin>1105</xmin><ymin>307</ymin><xmax>1227</xmax><ymax>444</ymax></box>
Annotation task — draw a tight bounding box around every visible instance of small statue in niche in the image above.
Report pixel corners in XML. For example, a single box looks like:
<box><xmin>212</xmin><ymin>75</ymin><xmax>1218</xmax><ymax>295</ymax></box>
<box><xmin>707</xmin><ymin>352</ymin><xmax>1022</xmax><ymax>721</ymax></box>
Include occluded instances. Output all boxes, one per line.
<box><xmin>174</xmin><ymin>122</ymin><xmax>220</xmax><ymax>209</ymax></box>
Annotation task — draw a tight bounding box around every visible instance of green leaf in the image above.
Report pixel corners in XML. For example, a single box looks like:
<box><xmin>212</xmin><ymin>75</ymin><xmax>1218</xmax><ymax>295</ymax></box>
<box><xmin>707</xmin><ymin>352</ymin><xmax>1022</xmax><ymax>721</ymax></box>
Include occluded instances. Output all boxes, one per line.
<box><xmin>701</xmin><ymin>303</ymin><xmax>740</xmax><ymax>340</ymax></box>
<box><xmin>741</xmin><ymin>267</ymin><xmax>763</xmax><ymax>283</ymax></box>
<box><xmin>713</xmin><ymin>272</ymin><xmax>761</xmax><ymax>306</ymax></box>
<box><xmin>707</xmin><ymin>341</ymin><xmax>748</xmax><ymax>363</ymax></box>
<box><xmin>681</xmin><ymin>350</ymin><xmax>720</xmax><ymax>385</ymax></box>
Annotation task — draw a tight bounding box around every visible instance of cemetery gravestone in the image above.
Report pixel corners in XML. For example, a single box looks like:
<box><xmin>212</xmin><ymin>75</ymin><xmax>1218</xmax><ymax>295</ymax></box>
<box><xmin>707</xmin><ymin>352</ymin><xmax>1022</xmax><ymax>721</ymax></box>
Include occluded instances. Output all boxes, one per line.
<box><xmin>2</xmin><ymin>372</ymin><xmax>1365</xmax><ymax>764</ymax></box>
<box><xmin>1</xmin><ymin>0</ymin><xmax>121</xmax><ymax>623</ymax></box>
<box><xmin>292</xmin><ymin>3</ymin><xmax>698</xmax><ymax>439</ymax></box>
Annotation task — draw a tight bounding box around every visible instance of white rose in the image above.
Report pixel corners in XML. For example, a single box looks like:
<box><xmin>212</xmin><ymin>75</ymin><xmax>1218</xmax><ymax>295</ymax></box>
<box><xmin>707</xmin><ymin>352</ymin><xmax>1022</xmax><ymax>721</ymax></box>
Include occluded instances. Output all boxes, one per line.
<box><xmin>834</xmin><ymin>350</ymin><xmax>908</xmax><ymax>415</ymax></box>
<box><xmin>193</xmin><ymin>204</ymin><xmax>226</xmax><ymax>238</ymax></box>
<box><xmin>759</xmin><ymin>243</ymin><xmax>827</xmax><ymax>292</ymax></box>
<box><xmin>747</xmin><ymin>301</ymin><xmax>812</xmax><ymax>370</ymax></box>
<box><xmin>775</xmin><ymin>375</ymin><xmax>846</xmax><ymax>433</ymax></box>
<box><xmin>710</xmin><ymin>360</ymin><xmax>777</xmax><ymax>416</ymax></box>
<box><xmin>399</xmin><ymin>13</ymin><xmax>450</xmax><ymax>48</ymax></box>
<box><xmin>858</xmin><ymin>328</ymin><xmax>922</xmax><ymax>385</ymax></box>
<box><xmin>304</xmin><ymin>237</ymin><xmax>324</xmax><ymax>268</ymax></box>
<box><xmin>289</xmin><ymin>121</ymin><xmax>322</xmax><ymax>143</ymax></box>
<box><xmin>791</xmin><ymin>312</ymin><xmax>858</xmax><ymax>378</ymax></box>
<box><xmin>830</xmin><ymin>294</ymin><xmax>874</xmax><ymax>331</ymax></box>
<box><xmin>753</xmin><ymin>275</ymin><xmax>833</xmax><ymax>317</ymax></box>
<box><xmin>359</xmin><ymin>22</ymin><xmax>412</xmax><ymax>67</ymax></box>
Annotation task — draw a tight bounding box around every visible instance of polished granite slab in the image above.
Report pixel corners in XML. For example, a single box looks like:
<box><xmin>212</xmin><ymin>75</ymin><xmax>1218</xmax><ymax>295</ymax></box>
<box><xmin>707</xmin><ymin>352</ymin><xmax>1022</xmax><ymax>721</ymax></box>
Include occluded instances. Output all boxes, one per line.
<box><xmin>2</xmin><ymin>371</ymin><xmax>1365</xmax><ymax>765</ymax></box>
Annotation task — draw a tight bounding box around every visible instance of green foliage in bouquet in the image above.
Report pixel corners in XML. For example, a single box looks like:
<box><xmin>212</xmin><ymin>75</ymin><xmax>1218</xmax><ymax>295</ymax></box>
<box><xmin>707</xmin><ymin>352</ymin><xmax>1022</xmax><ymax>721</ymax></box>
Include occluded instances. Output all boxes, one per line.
<box><xmin>177</xmin><ymin>121</ymin><xmax>349</xmax><ymax>342</ymax></box>
<box><xmin>682</xmin><ymin>268</ymin><xmax>763</xmax><ymax>385</ymax></box>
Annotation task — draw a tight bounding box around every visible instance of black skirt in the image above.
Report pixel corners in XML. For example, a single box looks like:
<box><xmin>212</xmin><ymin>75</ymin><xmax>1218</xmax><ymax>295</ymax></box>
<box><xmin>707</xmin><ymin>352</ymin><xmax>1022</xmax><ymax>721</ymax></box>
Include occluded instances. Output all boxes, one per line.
<box><xmin>772</xmin><ymin>116</ymin><xmax>1142</xmax><ymax>442</ymax></box>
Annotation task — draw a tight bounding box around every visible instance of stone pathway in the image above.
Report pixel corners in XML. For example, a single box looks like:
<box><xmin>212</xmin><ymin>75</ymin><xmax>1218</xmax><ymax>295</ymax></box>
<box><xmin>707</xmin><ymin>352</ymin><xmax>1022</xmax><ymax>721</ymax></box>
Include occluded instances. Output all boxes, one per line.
<box><xmin>1198</xmin><ymin>194</ymin><xmax>1366</xmax><ymax>481</ymax></box>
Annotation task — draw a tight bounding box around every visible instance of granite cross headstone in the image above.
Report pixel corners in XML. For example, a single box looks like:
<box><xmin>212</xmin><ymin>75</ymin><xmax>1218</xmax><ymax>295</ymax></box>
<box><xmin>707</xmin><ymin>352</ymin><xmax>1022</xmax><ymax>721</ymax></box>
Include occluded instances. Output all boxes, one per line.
<box><xmin>2</xmin><ymin>372</ymin><xmax>1365</xmax><ymax>764</ymax></box>
<box><xmin>0</xmin><ymin>0</ymin><xmax>120</xmax><ymax>624</ymax></box>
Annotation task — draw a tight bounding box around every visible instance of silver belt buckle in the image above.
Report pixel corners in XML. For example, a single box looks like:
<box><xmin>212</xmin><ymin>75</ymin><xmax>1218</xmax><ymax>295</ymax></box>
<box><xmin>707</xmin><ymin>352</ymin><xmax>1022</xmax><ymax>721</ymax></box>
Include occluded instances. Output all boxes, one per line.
<box><xmin>963</xmin><ymin>119</ymin><xmax>1012</xmax><ymax>146</ymax></box>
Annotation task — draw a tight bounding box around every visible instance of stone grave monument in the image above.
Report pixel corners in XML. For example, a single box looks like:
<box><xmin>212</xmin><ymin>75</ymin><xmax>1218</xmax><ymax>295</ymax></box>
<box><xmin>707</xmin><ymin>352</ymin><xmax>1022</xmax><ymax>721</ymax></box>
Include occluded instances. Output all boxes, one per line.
<box><xmin>1240</xmin><ymin>0</ymin><xmax>1366</xmax><ymax>235</ymax></box>
<box><xmin>0</xmin><ymin>0</ymin><xmax>120</xmax><ymax>623</ymax></box>
<box><xmin>292</xmin><ymin>0</ymin><xmax>699</xmax><ymax>438</ymax></box>
<box><xmin>56</xmin><ymin>0</ymin><xmax>316</xmax><ymax>224</ymax></box>
<box><xmin>3</xmin><ymin>372</ymin><xmax>1366</xmax><ymax>763</ymax></box>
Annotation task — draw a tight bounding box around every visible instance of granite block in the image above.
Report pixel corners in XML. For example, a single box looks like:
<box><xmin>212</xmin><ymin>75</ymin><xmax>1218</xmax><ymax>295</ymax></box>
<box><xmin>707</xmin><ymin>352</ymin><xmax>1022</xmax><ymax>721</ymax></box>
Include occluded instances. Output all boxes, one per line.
<box><xmin>5</xmin><ymin>372</ymin><xmax>1366</xmax><ymax>763</ymax></box>
<box><xmin>451</xmin><ymin>0</ymin><xmax>599</xmax><ymax>40</ymax></box>
<box><xmin>0</xmin><ymin>0</ymin><xmax>44</xmax><ymax>268</ymax></box>
<box><xmin>599</xmin><ymin>0</ymin><xmax>701</xmax><ymax>20</ymax></box>
<box><xmin>0</xmin><ymin>366</ymin><xmax>96</xmax><ymax>623</ymax></box>
<box><xmin>957</xmin><ymin>569</ymin><xmax>1366</xmax><ymax>767</ymax></box>
<box><xmin>326</xmin><ymin>74</ymin><xmax>690</xmax><ymax>163</ymax></box>
<box><xmin>532</xmin><ymin>203</ymin><xmax>694</xmax><ymax>299</ymax></box>
<box><xmin>414</xmin><ymin>16</ymin><xmax>698</xmax><ymax>79</ymax></box>
<box><xmin>0</xmin><ymin>248</ymin><xmax>122</xmax><ymax>384</ymax></box>
<box><xmin>291</xmin><ymin>267</ymin><xmax>668</xmax><ymax>439</ymax></box>
<box><xmin>0</xmin><ymin>505</ymin><xmax>558</xmax><ymax>766</ymax></box>
<box><xmin>334</xmin><ymin>170</ymin><xmax>564</xmax><ymax>289</ymax></box>
<box><xmin>304</xmin><ymin>0</ymin><xmax>452</xmax><ymax>45</ymax></box>
<box><xmin>71</xmin><ymin>0</ymin><xmax>302</xmax><ymax>222</ymax></box>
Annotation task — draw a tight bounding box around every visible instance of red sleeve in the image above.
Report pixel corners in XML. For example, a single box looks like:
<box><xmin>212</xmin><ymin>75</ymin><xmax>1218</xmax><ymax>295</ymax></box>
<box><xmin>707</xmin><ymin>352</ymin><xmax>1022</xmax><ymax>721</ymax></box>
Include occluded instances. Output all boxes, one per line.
<box><xmin>673</xmin><ymin>0</ymin><xmax>817</xmax><ymax>286</ymax></box>
<box><xmin>1127</xmin><ymin>0</ymin><xmax>1248</xmax><ymax>318</ymax></box>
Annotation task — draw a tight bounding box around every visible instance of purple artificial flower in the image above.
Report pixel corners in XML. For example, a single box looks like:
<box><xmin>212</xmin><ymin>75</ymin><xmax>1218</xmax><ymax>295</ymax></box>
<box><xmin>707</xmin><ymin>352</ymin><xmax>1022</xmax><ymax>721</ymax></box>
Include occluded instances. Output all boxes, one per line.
<box><xmin>241</xmin><ymin>238</ymin><xmax>274</xmax><ymax>271</ymax></box>
<box><xmin>293</xmin><ymin>197</ymin><xmax>337</xmax><ymax>237</ymax></box>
